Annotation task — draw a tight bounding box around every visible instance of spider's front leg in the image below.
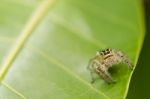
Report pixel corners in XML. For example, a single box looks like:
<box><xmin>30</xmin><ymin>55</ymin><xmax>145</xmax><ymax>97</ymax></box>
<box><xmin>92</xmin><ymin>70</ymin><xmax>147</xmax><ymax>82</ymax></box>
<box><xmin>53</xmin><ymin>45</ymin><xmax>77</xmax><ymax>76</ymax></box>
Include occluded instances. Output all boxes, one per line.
<box><xmin>118</xmin><ymin>51</ymin><xmax>134</xmax><ymax>70</ymax></box>
<box><xmin>116</xmin><ymin>51</ymin><xmax>134</xmax><ymax>70</ymax></box>
<box><xmin>96</xmin><ymin>65</ymin><xmax>116</xmax><ymax>84</ymax></box>
<box><xmin>123</xmin><ymin>57</ymin><xmax>134</xmax><ymax>70</ymax></box>
<box><xmin>88</xmin><ymin>59</ymin><xmax>116</xmax><ymax>84</ymax></box>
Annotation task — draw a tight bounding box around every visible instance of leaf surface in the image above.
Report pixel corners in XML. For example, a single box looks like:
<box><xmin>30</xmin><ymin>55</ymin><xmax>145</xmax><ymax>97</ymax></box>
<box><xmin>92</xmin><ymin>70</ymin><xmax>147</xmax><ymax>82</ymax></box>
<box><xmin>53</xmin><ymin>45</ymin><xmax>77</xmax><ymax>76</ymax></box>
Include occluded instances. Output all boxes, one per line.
<box><xmin>0</xmin><ymin>0</ymin><xmax>145</xmax><ymax>99</ymax></box>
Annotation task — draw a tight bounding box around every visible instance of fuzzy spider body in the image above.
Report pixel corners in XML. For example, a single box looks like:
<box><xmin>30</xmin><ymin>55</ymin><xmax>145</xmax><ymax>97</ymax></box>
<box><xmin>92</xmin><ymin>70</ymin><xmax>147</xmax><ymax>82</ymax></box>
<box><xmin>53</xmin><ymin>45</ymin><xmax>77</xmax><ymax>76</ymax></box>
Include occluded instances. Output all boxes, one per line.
<box><xmin>87</xmin><ymin>48</ymin><xmax>133</xmax><ymax>84</ymax></box>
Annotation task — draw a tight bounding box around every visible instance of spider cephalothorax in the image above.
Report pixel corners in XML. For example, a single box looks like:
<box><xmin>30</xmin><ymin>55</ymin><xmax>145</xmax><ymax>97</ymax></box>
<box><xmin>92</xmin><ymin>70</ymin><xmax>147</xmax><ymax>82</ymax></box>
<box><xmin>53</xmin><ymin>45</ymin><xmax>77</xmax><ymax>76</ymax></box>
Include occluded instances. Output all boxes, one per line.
<box><xmin>87</xmin><ymin>48</ymin><xmax>134</xmax><ymax>84</ymax></box>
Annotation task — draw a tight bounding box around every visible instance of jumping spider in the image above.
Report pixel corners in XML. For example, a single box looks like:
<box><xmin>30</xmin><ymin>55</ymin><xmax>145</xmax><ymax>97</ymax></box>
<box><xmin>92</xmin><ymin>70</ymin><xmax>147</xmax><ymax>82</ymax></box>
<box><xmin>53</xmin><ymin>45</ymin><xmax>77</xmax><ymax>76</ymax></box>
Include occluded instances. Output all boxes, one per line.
<box><xmin>87</xmin><ymin>48</ymin><xmax>134</xmax><ymax>84</ymax></box>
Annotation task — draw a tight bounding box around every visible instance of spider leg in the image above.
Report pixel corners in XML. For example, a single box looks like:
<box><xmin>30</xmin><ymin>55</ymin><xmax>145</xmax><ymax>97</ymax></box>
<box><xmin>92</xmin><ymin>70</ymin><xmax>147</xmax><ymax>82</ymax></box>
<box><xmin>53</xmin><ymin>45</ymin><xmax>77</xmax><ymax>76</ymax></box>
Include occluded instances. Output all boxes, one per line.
<box><xmin>116</xmin><ymin>51</ymin><xmax>134</xmax><ymax>70</ymax></box>
<box><xmin>87</xmin><ymin>58</ymin><xmax>93</xmax><ymax>70</ymax></box>
<box><xmin>87</xmin><ymin>57</ymin><xmax>116</xmax><ymax>84</ymax></box>
<box><xmin>87</xmin><ymin>58</ymin><xmax>98</xmax><ymax>83</ymax></box>
<box><xmin>97</xmin><ymin>65</ymin><xmax>116</xmax><ymax>84</ymax></box>
<box><xmin>122</xmin><ymin>56</ymin><xmax>134</xmax><ymax>70</ymax></box>
<box><xmin>90</xmin><ymin>71</ymin><xmax>97</xmax><ymax>84</ymax></box>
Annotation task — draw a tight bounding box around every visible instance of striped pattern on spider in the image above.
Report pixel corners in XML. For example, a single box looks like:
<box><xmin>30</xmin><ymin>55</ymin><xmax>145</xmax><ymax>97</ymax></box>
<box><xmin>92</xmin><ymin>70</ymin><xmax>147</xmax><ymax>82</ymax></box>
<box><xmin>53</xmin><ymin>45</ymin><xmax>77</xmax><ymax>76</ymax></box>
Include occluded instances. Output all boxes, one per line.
<box><xmin>87</xmin><ymin>48</ymin><xmax>134</xmax><ymax>84</ymax></box>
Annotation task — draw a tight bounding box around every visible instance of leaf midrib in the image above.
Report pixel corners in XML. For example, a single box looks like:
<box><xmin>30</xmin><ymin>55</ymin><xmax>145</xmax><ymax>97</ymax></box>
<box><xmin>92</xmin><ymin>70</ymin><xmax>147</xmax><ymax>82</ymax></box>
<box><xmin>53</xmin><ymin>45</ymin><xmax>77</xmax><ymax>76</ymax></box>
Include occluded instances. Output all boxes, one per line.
<box><xmin>0</xmin><ymin>0</ymin><xmax>56</xmax><ymax>81</ymax></box>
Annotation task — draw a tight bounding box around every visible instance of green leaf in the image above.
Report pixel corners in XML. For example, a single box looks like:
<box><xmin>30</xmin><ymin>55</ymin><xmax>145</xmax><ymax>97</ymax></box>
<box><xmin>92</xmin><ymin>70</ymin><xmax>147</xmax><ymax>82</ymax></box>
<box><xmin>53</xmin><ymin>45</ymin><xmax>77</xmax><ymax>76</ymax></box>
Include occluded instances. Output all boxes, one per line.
<box><xmin>0</xmin><ymin>0</ymin><xmax>145</xmax><ymax>99</ymax></box>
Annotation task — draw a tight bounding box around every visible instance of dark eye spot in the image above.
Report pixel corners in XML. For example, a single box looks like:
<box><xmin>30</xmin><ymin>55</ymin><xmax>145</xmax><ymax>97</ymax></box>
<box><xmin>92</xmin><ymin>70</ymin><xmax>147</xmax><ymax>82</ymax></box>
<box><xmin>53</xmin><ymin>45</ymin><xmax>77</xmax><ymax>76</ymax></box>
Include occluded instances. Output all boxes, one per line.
<box><xmin>102</xmin><ymin>50</ymin><xmax>105</xmax><ymax>53</ymax></box>
<box><xmin>105</xmin><ymin>49</ymin><xmax>110</xmax><ymax>54</ymax></box>
<box><xmin>100</xmin><ymin>52</ymin><xmax>103</xmax><ymax>55</ymax></box>
<box><xmin>106</xmin><ymin>48</ymin><xmax>110</xmax><ymax>51</ymax></box>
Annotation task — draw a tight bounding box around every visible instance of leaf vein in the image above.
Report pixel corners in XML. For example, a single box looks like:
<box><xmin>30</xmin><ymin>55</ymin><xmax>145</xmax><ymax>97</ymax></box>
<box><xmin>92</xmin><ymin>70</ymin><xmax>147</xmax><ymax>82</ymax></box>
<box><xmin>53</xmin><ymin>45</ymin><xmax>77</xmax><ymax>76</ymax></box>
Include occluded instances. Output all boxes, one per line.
<box><xmin>49</xmin><ymin>14</ymin><xmax>107</xmax><ymax>48</ymax></box>
<box><xmin>28</xmin><ymin>44</ymin><xmax>110</xmax><ymax>99</ymax></box>
<box><xmin>2</xmin><ymin>81</ymin><xmax>27</xmax><ymax>99</ymax></box>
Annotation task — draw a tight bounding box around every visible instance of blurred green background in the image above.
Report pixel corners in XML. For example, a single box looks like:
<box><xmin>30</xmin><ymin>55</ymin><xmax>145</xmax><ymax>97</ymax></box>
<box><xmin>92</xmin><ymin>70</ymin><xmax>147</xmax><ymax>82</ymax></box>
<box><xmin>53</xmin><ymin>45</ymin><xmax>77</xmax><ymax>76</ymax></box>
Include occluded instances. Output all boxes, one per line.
<box><xmin>127</xmin><ymin>1</ymin><xmax>150</xmax><ymax>99</ymax></box>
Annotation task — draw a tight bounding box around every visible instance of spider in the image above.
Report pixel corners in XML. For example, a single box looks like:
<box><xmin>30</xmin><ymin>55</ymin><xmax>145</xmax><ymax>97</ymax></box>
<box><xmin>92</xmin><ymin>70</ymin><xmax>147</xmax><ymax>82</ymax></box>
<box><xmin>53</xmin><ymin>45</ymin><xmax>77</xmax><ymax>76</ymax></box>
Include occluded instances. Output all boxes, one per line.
<box><xmin>87</xmin><ymin>48</ymin><xmax>134</xmax><ymax>84</ymax></box>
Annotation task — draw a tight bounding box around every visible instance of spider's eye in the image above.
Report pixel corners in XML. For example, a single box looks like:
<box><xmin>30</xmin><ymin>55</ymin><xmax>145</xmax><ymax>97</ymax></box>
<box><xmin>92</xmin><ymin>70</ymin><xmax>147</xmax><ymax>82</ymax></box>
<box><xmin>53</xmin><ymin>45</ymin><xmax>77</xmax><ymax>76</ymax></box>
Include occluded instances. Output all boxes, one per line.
<box><xmin>102</xmin><ymin>50</ymin><xmax>105</xmax><ymax>53</ymax></box>
<box><xmin>100</xmin><ymin>52</ymin><xmax>103</xmax><ymax>55</ymax></box>
<box><xmin>106</xmin><ymin>48</ymin><xmax>110</xmax><ymax>51</ymax></box>
<box><xmin>105</xmin><ymin>48</ymin><xmax>111</xmax><ymax>54</ymax></box>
